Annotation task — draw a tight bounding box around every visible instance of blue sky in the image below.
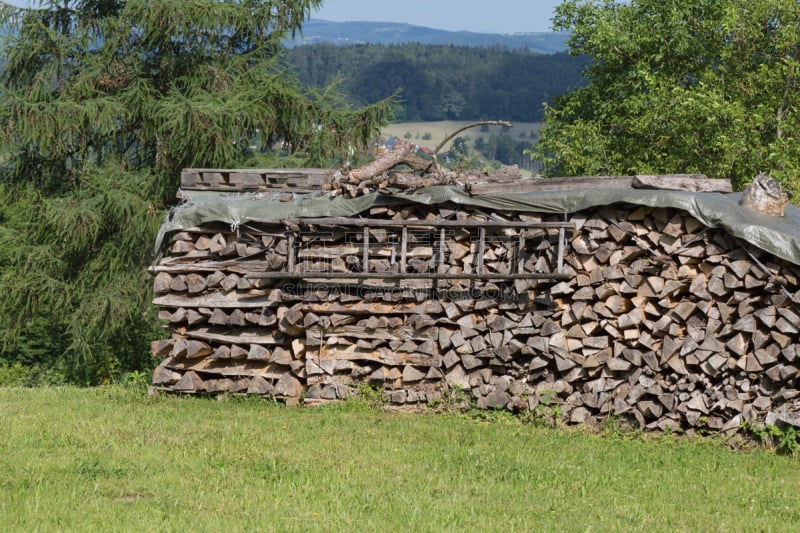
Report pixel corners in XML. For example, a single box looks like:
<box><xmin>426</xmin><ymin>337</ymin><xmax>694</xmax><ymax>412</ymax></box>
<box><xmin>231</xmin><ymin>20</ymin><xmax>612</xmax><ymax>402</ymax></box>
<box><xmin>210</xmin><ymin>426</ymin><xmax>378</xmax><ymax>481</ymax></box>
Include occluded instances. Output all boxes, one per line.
<box><xmin>1</xmin><ymin>0</ymin><xmax>565</xmax><ymax>34</ymax></box>
<box><xmin>312</xmin><ymin>0</ymin><xmax>564</xmax><ymax>34</ymax></box>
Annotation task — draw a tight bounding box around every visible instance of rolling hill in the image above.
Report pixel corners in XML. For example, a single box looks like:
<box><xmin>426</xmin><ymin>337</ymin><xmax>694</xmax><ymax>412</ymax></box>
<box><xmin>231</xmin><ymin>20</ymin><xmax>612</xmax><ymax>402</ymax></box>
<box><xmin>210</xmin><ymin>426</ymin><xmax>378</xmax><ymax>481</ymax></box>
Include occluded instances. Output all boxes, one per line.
<box><xmin>288</xmin><ymin>19</ymin><xmax>570</xmax><ymax>54</ymax></box>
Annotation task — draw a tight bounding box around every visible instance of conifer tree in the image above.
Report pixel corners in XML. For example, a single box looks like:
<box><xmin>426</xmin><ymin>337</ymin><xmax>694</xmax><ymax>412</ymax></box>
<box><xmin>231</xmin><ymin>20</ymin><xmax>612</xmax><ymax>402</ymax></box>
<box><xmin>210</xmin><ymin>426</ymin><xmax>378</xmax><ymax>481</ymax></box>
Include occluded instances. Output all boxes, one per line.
<box><xmin>0</xmin><ymin>0</ymin><xmax>394</xmax><ymax>384</ymax></box>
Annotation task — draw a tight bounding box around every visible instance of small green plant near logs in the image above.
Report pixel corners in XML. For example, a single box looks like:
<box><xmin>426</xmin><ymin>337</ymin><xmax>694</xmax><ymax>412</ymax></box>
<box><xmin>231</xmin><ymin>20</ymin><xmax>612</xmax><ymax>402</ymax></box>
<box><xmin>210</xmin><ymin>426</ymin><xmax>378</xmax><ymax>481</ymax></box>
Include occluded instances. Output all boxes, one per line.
<box><xmin>355</xmin><ymin>383</ymin><xmax>386</xmax><ymax>410</ymax></box>
<box><xmin>742</xmin><ymin>421</ymin><xmax>800</xmax><ymax>456</ymax></box>
<box><xmin>428</xmin><ymin>384</ymin><xmax>470</xmax><ymax>413</ymax></box>
<box><xmin>519</xmin><ymin>389</ymin><xmax>563</xmax><ymax>428</ymax></box>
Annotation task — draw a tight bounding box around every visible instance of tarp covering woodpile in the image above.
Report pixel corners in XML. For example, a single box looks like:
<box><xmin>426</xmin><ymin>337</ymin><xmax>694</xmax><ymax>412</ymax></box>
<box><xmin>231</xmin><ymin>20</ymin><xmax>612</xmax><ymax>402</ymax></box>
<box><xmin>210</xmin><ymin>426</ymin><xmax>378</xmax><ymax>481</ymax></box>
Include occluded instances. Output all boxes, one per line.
<box><xmin>150</xmin><ymin>169</ymin><xmax>800</xmax><ymax>436</ymax></box>
<box><xmin>158</xmin><ymin>186</ymin><xmax>800</xmax><ymax>267</ymax></box>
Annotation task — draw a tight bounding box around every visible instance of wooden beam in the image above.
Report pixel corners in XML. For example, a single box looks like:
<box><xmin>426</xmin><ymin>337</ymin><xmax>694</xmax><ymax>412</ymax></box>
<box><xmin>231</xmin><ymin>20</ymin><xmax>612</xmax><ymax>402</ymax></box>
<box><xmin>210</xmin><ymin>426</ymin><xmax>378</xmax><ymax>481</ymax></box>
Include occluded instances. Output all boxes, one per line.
<box><xmin>245</xmin><ymin>271</ymin><xmax>571</xmax><ymax>281</ymax></box>
<box><xmin>400</xmin><ymin>226</ymin><xmax>408</xmax><ymax>274</ymax></box>
<box><xmin>466</xmin><ymin>176</ymin><xmax>635</xmax><ymax>195</ymax></box>
<box><xmin>477</xmin><ymin>227</ymin><xmax>486</xmax><ymax>275</ymax></box>
<box><xmin>278</xmin><ymin>217</ymin><xmax>574</xmax><ymax>230</ymax></box>
<box><xmin>363</xmin><ymin>227</ymin><xmax>370</xmax><ymax>273</ymax></box>
<box><xmin>287</xmin><ymin>233</ymin><xmax>296</xmax><ymax>273</ymax></box>
<box><xmin>466</xmin><ymin>174</ymin><xmax>729</xmax><ymax>195</ymax></box>
<box><xmin>167</xmin><ymin>326</ymin><xmax>283</xmax><ymax>345</ymax></box>
<box><xmin>153</xmin><ymin>293</ymin><xmax>280</xmax><ymax>309</ymax></box>
<box><xmin>632</xmin><ymin>174</ymin><xmax>731</xmax><ymax>193</ymax></box>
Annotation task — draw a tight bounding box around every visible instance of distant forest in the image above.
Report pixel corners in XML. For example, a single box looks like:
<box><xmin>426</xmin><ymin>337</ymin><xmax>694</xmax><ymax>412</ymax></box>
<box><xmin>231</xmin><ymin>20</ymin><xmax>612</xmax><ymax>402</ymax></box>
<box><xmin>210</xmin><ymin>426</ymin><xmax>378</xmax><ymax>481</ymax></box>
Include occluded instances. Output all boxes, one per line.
<box><xmin>283</xmin><ymin>44</ymin><xmax>589</xmax><ymax>122</ymax></box>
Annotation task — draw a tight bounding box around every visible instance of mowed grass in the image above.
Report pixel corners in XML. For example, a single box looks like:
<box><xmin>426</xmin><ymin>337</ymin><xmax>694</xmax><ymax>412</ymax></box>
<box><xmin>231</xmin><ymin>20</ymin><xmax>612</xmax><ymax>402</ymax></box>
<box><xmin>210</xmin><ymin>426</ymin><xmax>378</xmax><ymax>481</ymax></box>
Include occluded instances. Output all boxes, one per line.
<box><xmin>382</xmin><ymin>120</ymin><xmax>540</xmax><ymax>151</ymax></box>
<box><xmin>1</xmin><ymin>387</ymin><xmax>799</xmax><ymax>532</ymax></box>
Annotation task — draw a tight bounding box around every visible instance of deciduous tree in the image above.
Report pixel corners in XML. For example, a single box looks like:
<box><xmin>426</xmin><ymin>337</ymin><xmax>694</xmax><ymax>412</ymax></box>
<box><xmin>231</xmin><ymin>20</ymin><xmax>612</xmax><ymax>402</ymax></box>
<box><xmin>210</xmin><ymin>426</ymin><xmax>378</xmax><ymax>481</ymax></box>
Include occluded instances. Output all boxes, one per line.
<box><xmin>536</xmin><ymin>0</ymin><xmax>800</xmax><ymax>198</ymax></box>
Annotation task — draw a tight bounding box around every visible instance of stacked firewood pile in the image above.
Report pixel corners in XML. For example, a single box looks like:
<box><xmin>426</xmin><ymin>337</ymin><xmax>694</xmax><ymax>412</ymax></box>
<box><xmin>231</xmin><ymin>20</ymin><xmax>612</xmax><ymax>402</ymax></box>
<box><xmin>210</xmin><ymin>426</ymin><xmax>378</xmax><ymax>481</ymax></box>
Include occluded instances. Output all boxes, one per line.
<box><xmin>150</xmin><ymin>184</ymin><xmax>800</xmax><ymax>434</ymax></box>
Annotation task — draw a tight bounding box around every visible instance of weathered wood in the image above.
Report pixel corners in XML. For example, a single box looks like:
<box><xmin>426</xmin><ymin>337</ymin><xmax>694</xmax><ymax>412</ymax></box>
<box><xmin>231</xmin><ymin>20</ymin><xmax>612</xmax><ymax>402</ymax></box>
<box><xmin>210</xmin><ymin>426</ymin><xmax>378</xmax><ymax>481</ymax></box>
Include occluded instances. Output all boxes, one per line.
<box><xmin>632</xmin><ymin>174</ymin><xmax>730</xmax><ymax>193</ymax></box>
<box><xmin>153</xmin><ymin>292</ymin><xmax>280</xmax><ymax>308</ymax></box>
<box><xmin>153</xmin><ymin>272</ymin><xmax>173</xmax><ymax>292</ymax></box>
<box><xmin>150</xmin><ymin>185</ymin><xmax>800</xmax><ymax>438</ymax></box>
<box><xmin>165</xmin><ymin>358</ymin><xmax>287</xmax><ymax>379</ymax></box>
<box><xmin>318</xmin><ymin>344</ymin><xmax>439</xmax><ymax>367</ymax></box>
<box><xmin>173</xmin><ymin>371</ymin><xmax>205</xmax><ymax>392</ymax></box>
<box><xmin>168</xmin><ymin>326</ymin><xmax>283</xmax><ymax>345</ymax></box>
<box><xmin>181</xmin><ymin>168</ymin><xmax>335</xmax><ymax>191</ymax></box>
<box><xmin>280</xmin><ymin>217</ymin><xmax>575</xmax><ymax>230</ymax></box>
<box><xmin>152</xmin><ymin>364</ymin><xmax>182</xmax><ymax>385</ymax></box>
<box><xmin>186</xmin><ymin>340</ymin><xmax>213</xmax><ymax>359</ymax></box>
<box><xmin>348</xmin><ymin>142</ymin><xmax>414</xmax><ymax>183</ymax></box>
<box><xmin>467</xmin><ymin>176</ymin><xmax>636</xmax><ymax>195</ymax></box>
<box><xmin>306</xmin><ymin>324</ymin><xmax>438</xmax><ymax>343</ymax></box>
<box><xmin>739</xmin><ymin>172</ymin><xmax>789</xmax><ymax>216</ymax></box>
<box><xmin>245</xmin><ymin>271</ymin><xmax>572</xmax><ymax>281</ymax></box>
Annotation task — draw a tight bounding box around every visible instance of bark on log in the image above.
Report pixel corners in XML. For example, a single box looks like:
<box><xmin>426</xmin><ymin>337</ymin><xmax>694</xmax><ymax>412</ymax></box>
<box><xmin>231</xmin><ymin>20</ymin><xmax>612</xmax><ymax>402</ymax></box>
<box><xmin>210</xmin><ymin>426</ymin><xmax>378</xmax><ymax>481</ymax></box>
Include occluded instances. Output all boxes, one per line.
<box><xmin>740</xmin><ymin>172</ymin><xmax>789</xmax><ymax>216</ymax></box>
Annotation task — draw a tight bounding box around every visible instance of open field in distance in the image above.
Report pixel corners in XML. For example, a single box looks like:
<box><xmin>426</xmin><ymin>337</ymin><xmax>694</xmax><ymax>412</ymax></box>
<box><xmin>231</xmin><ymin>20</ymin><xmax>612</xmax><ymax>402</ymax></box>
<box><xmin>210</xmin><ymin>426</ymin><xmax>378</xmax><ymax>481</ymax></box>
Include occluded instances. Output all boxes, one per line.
<box><xmin>1</xmin><ymin>386</ymin><xmax>799</xmax><ymax>532</ymax></box>
<box><xmin>381</xmin><ymin>121</ymin><xmax>541</xmax><ymax>151</ymax></box>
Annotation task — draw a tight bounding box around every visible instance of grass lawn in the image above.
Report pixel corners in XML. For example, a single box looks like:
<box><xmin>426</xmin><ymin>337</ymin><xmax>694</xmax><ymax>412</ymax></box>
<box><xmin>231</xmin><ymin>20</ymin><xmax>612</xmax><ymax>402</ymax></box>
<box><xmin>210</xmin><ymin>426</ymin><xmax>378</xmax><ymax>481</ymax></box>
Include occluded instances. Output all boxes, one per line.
<box><xmin>1</xmin><ymin>386</ymin><xmax>799</xmax><ymax>532</ymax></box>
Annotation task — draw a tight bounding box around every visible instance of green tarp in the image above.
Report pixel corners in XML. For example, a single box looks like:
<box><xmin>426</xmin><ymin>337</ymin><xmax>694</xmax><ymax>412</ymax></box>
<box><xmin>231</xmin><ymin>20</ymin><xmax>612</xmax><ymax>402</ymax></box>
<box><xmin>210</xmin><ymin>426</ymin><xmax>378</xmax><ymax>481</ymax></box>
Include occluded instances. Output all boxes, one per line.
<box><xmin>156</xmin><ymin>186</ymin><xmax>800</xmax><ymax>266</ymax></box>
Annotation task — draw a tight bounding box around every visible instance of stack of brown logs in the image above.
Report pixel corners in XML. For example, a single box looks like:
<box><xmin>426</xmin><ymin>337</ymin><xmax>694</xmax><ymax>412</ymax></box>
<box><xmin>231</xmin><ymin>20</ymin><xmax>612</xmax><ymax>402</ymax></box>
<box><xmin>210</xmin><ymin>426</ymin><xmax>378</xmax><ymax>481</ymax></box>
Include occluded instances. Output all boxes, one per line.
<box><xmin>150</xmin><ymin>198</ymin><xmax>800</xmax><ymax>436</ymax></box>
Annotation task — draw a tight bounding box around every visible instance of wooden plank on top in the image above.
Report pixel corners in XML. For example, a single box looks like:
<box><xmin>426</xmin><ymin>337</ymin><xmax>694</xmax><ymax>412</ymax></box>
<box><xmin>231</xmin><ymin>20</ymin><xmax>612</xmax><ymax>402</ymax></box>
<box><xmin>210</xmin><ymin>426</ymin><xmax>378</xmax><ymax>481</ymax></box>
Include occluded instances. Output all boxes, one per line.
<box><xmin>180</xmin><ymin>168</ymin><xmax>335</xmax><ymax>190</ymax></box>
<box><xmin>466</xmin><ymin>176</ymin><xmax>635</xmax><ymax>195</ymax></box>
<box><xmin>281</xmin><ymin>217</ymin><xmax>574</xmax><ymax>229</ymax></box>
<box><xmin>228</xmin><ymin>172</ymin><xmax>265</xmax><ymax>189</ymax></box>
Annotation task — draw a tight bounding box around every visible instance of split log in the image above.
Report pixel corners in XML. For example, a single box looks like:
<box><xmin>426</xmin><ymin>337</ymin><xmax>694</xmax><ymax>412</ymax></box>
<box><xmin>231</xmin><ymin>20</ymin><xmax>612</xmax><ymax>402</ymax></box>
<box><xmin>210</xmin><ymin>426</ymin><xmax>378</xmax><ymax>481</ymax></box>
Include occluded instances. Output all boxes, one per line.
<box><xmin>740</xmin><ymin>173</ymin><xmax>789</xmax><ymax>216</ymax></box>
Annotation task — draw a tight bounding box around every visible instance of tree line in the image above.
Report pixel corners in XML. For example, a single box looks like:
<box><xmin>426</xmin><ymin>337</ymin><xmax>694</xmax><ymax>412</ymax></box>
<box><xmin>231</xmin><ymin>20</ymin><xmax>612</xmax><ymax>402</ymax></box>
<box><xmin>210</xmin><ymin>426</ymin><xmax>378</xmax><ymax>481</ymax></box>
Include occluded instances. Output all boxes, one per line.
<box><xmin>284</xmin><ymin>44</ymin><xmax>589</xmax><ymax>122</ymax></box>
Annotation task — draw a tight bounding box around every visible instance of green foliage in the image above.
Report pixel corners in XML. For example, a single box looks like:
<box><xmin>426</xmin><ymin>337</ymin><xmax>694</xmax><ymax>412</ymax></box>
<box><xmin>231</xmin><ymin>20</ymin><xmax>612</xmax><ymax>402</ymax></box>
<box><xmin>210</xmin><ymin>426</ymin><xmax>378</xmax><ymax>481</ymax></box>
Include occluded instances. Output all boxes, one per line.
<box><xmin>537</xmin><ymin>0</ymin><xmax>800</xmax><ymax>198</ymax></box>
<box><xmin>0</xmin><ymin>363</ymin><xmax>28</xmax><ymax>386</ymax></box>
<box><xmin>742</xmin><ymin>421</ymin><xmax>800</xmax><ymax>456</ymax></box>
<box><xmin>474</xmin><ymin>132</ymin><xmax>530</xmax><ymax>165</ymax></box>
<box><xmin>427</xmin><ymin>385</ymin><xmax>470</xmax><ymax>413</ymax></box>
<box><xmin>0</xmin><ymin>1</ymin><xmax>395</xmax><ymax>384</ymax></box>
<box><xmin>421</xmin><ymin>131</ymin><xmax>432</xmax><ymax>140</ymax></box>
<box><xmin>353</xmin><ymin>383</ymin><xmax>387</xmax><ymax>411</ymax></box>
<box><xmin>449</xmin><ymin>136</ymin><xmax>483</xmax><ymax>172</ymax></box>
<box><xmin>519</xmin><ymin>389</ymin><xmax>564</xmax><ymax>428</ymax></box>
<box><xmin>0</xmin><ymin>165</ymin><xmax>164</xmax><ymax>384</ymax></box>
<box><xmin>285</xmin><ymin>43</ymin><xmax>589</xmax><ymax>122</ymax></box>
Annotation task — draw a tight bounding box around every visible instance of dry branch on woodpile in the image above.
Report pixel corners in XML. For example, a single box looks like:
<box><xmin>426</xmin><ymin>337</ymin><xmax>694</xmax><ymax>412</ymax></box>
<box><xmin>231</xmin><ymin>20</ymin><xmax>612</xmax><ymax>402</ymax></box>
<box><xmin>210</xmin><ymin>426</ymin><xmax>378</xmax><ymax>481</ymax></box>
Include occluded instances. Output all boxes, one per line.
<box><xmin>329</xmin><ymin>121</ymin><xmax>523</xmax><ymax>198</ymax></box>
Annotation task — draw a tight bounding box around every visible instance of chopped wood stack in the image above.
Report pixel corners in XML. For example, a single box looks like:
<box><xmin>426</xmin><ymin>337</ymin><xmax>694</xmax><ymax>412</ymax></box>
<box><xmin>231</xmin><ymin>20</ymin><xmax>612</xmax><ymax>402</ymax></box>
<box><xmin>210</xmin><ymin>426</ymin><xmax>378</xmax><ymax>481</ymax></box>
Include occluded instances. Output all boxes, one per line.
<box><xmin>150</xmin><ymin>195</ymin><xmax>800</xmax><ymax>435</ymax></box>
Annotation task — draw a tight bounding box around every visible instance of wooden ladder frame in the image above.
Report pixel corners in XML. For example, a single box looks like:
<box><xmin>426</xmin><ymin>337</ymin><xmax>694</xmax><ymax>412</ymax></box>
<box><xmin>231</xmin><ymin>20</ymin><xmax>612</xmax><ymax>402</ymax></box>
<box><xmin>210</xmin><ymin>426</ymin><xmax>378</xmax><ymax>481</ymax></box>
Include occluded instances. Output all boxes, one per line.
<box><xmin>245</xmin><ymin>217</ymin><xmax>575</xmax><ymax>282</ymax></box>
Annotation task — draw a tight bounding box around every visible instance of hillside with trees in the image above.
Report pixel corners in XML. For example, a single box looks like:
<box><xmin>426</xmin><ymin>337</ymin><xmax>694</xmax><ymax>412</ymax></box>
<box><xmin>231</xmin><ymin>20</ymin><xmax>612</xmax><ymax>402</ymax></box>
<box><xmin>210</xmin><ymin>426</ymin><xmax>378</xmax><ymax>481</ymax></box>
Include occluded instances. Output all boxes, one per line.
<box><xmin>288</xmin><ymin>19</ymin><xmax>571</xmax><ymax>54</ymax></box>
<box><xmin>284</xmin><ymin>44</ymin><xmax>589</xmax><ymax>122</ymax></box>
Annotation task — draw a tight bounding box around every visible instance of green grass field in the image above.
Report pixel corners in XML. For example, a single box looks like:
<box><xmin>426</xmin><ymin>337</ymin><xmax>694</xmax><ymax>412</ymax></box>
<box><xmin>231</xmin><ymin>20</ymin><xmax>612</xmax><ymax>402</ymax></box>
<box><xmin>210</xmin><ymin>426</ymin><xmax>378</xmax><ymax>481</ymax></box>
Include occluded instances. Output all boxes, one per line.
<box><xmin>1</xmin><ymin>386</ymin><xmax>799</xmax><ymax>532</ymax></box>
<box><xmin>381</xmin><ymin>120</ymin><xmax>540</xmax><ymax>151</ymax></box>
